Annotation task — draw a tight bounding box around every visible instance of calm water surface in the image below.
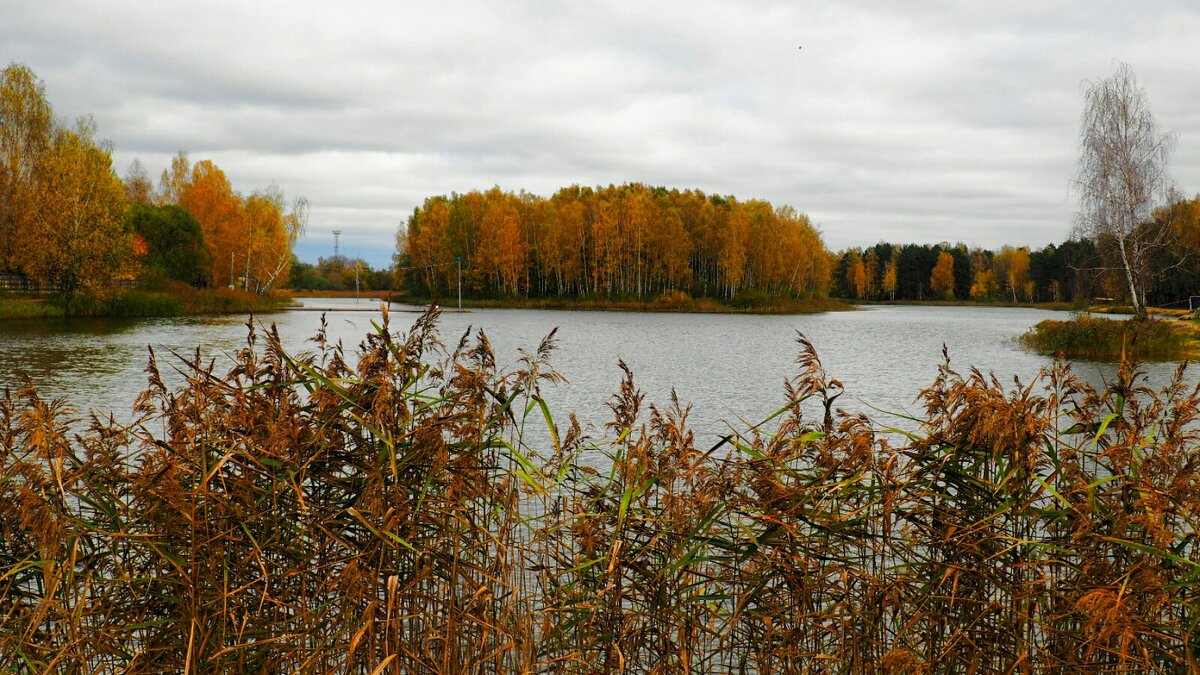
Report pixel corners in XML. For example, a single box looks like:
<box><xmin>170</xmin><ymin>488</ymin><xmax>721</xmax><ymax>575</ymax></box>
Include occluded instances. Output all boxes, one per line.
<box><xmin>0</xmin><ymin>300</ymin><xmax>1191</xmax><ymax>441</ymax></box>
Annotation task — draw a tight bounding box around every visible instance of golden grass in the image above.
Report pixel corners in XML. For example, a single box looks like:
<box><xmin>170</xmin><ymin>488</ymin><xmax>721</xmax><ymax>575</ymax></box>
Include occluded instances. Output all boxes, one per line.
<box><xmin>1020</xmin><ymin>316</ymin><xmax>1198</xmax><ymax>361</ymax></box>
<box><xmin>3</xmin><ymin>307</ymin><xmax>1200</xmax><ymax>672</ymax></box>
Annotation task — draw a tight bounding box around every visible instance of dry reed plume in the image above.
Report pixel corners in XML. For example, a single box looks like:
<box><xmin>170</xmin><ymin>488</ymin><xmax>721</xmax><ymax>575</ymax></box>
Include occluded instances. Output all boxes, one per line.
<box><xmin>3</xmin><ymin>307</ymin><xmax>1200</xmax><ymax>672</ymax></box>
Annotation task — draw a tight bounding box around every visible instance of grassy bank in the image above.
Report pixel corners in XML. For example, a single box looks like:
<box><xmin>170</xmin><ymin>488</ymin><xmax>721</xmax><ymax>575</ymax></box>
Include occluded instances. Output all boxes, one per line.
<box><xmin>282</xmin><ymin>288</ymin><xmax>396</xmax><ymax>300</ymax></box>
<box><xmin>1019</xmin><ymin>315</ymin><xmax>1197</xmax><ymax>360</ymax></box>
<box><xmin>856</xmin><ymin>298</ymin><xmax>1073</xmax><ymax>311</ymax></box>
<box><xmin>0</xmin><ymin>284</ymin><xmax>292</xmax><ymax>320</ymax></box>
<box><xmin>0</xmin><ymin>296</ymin><xmax>65</xmax><ymax>320</ymax></box>
<box><xmin>3</xmin><ymin>307</ymin><xmax>1199</xmax><ymax>671</ymax></box>
<box><xmin>390</xmin><ymin>291</ymin><xmax>852</xmax><ymax>314</ymax></box>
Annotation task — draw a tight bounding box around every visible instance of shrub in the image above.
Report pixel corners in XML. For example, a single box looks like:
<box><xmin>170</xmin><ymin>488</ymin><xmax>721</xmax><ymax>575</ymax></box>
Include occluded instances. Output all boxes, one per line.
<box><xmin>103</xmin><ymin>290</ymin><xmax>183</xmax><ymax>318</ymax></box>
<box><xmin>652</xmin><ymin>288</ymin><xmax>691</xmax><ymax>309</ymax></box>
<box><xmin>729</xmin><ymin>288</ymin><xmax>772</xmax><ymax>308</ymax></box>
<box><xmin>1020</xmin><ymin>316</ymin><xmax>1191</xmax><ymax>360</ymax></box>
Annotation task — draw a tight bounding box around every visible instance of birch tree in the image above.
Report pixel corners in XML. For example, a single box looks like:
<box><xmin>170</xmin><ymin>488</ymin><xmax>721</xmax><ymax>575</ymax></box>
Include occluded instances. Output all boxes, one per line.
<box><xmin>1073</xmin><ymin>62</ymin><xmax>1176</xmax><ymax>319</ymax></box>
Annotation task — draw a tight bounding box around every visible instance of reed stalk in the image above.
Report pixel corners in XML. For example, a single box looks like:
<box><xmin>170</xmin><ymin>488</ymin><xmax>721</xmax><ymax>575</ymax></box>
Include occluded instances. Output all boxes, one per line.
<box><xmin>3</xmin><ymin>307</ymin><xmax>1199</xmax><ymax>672</ymax></box>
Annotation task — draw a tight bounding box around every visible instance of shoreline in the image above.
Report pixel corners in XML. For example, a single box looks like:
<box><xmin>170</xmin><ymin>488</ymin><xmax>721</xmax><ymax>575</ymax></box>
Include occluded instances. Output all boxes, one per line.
<box><xmin>4</xmin><ymin>288</ymin><xmax>1195</xmax><ymax>321</ymax></box>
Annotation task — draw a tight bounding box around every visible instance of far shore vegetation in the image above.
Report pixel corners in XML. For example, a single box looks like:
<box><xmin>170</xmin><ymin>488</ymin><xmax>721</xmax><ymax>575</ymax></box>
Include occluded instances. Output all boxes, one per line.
<box><xmin>3</xmin><ymin>58</ymin><xmax>1199</xmax><ymax>364</ymax></box>
<box><xmin>406</xmin><ymin>290</ymin><xmax>852</xmax><ymax>314</ymax></box>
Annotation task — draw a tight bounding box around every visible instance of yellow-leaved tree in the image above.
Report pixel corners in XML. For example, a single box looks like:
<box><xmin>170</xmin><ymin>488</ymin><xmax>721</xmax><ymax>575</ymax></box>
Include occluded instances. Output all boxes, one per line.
<box><xmin>28</xmin><ymin>118</ymin><xmax>132</xmax><ymax>300</ymax></box>
<box><xmin>244</xmin><ymin>185</ymin><xmax>306</xmax><ymax>293</ymax></box>
<box><xmin>179</xmin><ymin>158</ymin><xmax>244</xmax><ymax>288</ymax></box>
<box><xmin>0</xmin><ymin>63</ymin><xmax>53</xmax><ymax>273</ymax></box>
<box><xmin>930</xmin><ymin>251</ymin><xmax>956</xmax><ymax>300</ymax></box>
<box><xmin>882</xmin><ymin>260</ymin><xmax>898</xmax><ymax>300</ymax></box>
<box><xmin>173</xmin><ymin>158</ymin><xmax>305</xmax><ymax>292</ymax></box>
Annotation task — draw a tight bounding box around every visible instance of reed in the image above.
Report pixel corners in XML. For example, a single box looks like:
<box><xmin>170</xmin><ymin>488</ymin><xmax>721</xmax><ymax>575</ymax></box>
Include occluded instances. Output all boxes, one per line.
<box><xmin>102</xmin><ymin>290</ymin><xmax>183</xmax><ymax>318</ymax></box>
<box><xmin>155</xmin><ymin>281</ymin><xmax>292</xmax><ymax>315</ymax></box>
<box><xmin>3</xmin><ymin>307</ymin><xmax>1200</xmax><ymax>672</ymax></box>
<box><xmin>0</xmin><ymin>297</ymin><xmax>64</xmax><ymax>320</ymax></box>
<box><xmin>1020</xmin><ymin>316</ymin><xmax>1194</xmax><ymax>360</ymax></box>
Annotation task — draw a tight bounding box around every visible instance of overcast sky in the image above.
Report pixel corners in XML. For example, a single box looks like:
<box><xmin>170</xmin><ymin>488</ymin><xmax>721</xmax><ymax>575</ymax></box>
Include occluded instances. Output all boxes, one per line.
<box><xmin>4</xmin><ymin>1</ymin><xmax>1199</xmax><ymax>268</ymax></box>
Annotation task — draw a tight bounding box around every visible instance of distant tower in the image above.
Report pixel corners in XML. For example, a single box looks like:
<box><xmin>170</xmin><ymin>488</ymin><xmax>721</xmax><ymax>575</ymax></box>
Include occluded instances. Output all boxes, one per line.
<box><xmin>332</xmin><ymin>230</ymin><xmax>342</xmax><ymax>259</ymax></box>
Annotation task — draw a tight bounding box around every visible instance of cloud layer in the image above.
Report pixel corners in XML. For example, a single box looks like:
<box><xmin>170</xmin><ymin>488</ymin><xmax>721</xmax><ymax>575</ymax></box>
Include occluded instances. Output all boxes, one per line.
<box><xmin>4</xmin><ymin>0</ymin><xmax>1198</xmax><ymax>267</ymax></box>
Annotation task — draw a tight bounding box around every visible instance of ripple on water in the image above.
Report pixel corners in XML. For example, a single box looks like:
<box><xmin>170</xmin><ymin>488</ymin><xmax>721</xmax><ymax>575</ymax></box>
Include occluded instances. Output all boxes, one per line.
<box><xmin>0</xmin><ymin>303</ymin><xmax>1192</xmax><ymax>443</ymax></box>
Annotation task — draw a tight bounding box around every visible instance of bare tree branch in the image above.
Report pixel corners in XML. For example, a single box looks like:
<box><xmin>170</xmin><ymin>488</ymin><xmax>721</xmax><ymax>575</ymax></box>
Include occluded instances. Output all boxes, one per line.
<box><xmin>1071</xmin><ymin>61</ymin><xmax>1177</xmax><ymax>319</ymax></box>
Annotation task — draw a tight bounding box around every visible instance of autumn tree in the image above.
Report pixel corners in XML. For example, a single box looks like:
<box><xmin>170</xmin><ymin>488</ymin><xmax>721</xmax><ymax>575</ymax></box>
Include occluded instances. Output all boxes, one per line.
<box><xmin>882</xmin><ymin>259</ymin><xmax>897</xmax><ymax>300</ymax></box>
<box><xmin>846</xmin><ymin>251</ymin><xmax>868</xmax><ymax>299</ymax></box>
<box><xmin>547</xmin><ymin>190</ymin><xmax>587</xmax><ymax>294</ymax></box>
<box><xmin>127</xmin><ymin>203</ymin><xmax>212</xmax><ymax>285</ymax></box>
<box><xmin>398</xmin><ymin>184</ymin><xmax>834</xmax><ymax>300</ymax></box>
<box><xmin>158</xmin><ymin>151</ymin><xmax>191</xmax><ymax>206</ymax></box>
<box><xmin>1008</xmin><ymin>247</ymin><xmax>1031</xmax><ymax>302</ymax></box>
<box><xmin>26</xmin><ymin>118</ymin><xmax>132</xmax><ymax>300</ymax></box>
<box><xmin>241</xmin><ymin>188</ymin><xmax>288</xmax><ymax>292</ymax></box>
<box><xmin>167</xmin><ymin>158</ymin><xmax>304</xmax><ymax>292</ymax></box>
<box><xmin>248</xmin><ymin>186</ymin><xmax>306</xmax><ymax>292</ymax></box>
<box><xmin>930</xmin><ymin>251</ymin><xmax>956</xmax><ymax>299</ymax></box>
<box><xmin>1160</xmin><ymin>195</ymin><xmax>1200</xmax><ymax>265</ymax></box>
<box><xmin>970</xmin><ymin>270</ymin><xmax>998</xmax><ymax>301</ymax></box>
<box><xmin>992</xmin><ymin>246</ymin><xmax>1031</xmax><ymax>302</ymax></box>
<box><xmin>177</xmin><ymin>159</ymin><xmax>243</xmax><ymax>287</ymax></box>
<box><xmin>1073</xmin><ymin>62</ymin><xmax>1176</xmax><ymax>319</ymax></box>
<box><xmin>406</xmin><ymin>198</ymin><xmax>451</xmax><ymax>293</ymax></box>
<box><xmin>716</xmin><ymin>199</ymin><xmax>749</xmax><ymax>298</ymax></box>
<box><xmin>123</xmin><ymin>159</ymin><xmax>153</xmax><ymax>204</ymax></box>
<box><xmin>777</xmin><ymin>206</ymin><xmax>826</xmax><ymax>296</ymax></box>
<box><xmin>862</xmin><ymin>248</ymin><xmax>879</xmax><ymax>299</ymax></box>
<box><xmin>0</xmin><ymin>63</ymin><xmax>53</xmax><ymax>272</ymax></box>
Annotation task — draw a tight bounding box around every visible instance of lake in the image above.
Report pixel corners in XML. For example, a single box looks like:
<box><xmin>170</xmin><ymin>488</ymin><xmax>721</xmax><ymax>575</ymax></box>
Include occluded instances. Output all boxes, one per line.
<box><xmin>0</xmin><ymin>300</ymin><xmax>1190</xmax><ymax>443</ymax></box>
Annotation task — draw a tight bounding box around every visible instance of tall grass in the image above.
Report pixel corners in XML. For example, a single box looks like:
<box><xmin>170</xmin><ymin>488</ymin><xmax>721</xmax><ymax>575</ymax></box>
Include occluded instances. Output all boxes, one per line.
<box><xmin>159</xmin><ymin>281</ymin><xmax>292</xmax><ymax>315</ymax></box>
<box><xmin>1021</xmin><ymin>316</ymin><xmax>1193</xmax><ymax>360</ymax></box>
<box><xmin>3</xmin><ymin>307</ymin><xmax>1200</xmax><ymax>671</ymax></box>
<box><xmin>0</xmin><ymin>296</ymin><xmax>64</xmax><ymax>320</ymax></box>
<box><xmin>56</xmin><ymin>283</ymin><xmax>290</xmax><ymax>318</ymax></box>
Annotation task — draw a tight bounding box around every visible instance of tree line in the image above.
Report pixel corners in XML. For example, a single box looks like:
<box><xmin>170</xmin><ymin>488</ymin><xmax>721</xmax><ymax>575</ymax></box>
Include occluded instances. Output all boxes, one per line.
<box><xmin>396</xmin><ymin>184</ymin><xmax>834</xmax><ymax>300</ymax></box>
<box><xmin>832</xmin><ymin>241</ymin><xmax>1095</xmax><ymax>303</ymax></box>
<box><xmin>7</xmin><ymin>58</ymin><xmax>1193</xmax><ymax>311</ymax></box>
<box><xmin>831</xmin><ymin>194</ymin><xmax>1200</xmax><ymax>306</ymax></box>
<box><xmin>134</xmin><ymin>152</ymin><xmax>308</xmax><ymax>292</ymax></box>
<box><xmin>0</xmin><ymin>63</ymin><xmax>303</xmax><ymax>301</ymax></box>
<box><xmin>289</xmin><ymin>255</ymin><xmax>395</xmax><ymax>292</ymax></box>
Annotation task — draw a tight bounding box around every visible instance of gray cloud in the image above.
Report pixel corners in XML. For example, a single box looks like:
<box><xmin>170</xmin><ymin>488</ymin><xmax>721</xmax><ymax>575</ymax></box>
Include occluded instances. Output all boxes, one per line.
<box><xmin>3</xmin><ymin>0</ymin><xmax>1198</xmax><ymax>267</ymax></box>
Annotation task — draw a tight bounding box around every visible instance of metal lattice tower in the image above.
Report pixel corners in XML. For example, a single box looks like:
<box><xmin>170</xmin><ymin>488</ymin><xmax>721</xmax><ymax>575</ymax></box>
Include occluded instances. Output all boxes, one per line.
<box><xmin>332</xmin><ymin>230</ymin><xmax>342</xmax><ymax>259</ymax></box>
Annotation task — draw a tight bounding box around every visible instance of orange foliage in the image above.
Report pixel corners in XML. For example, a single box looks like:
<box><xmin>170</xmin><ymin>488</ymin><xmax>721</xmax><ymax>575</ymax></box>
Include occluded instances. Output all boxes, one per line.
<box><xmin>401</xmin><ymin>184</ymin><xmax>832</xmax><ymax>299</ymax></box>
<box><xmin>27</xmin><ymin>121</ymin><xmax>132</xmax><ymax>297</ymax></box>
<box><xmin>171</xmin><ymin>157</ymin><xmax>303</xmax><ymax>292</ymax></box>
<box><xmin>179</xmin><ymin>159</ymin><xmax>243</xmax><ymax>288</ymax></box>
<box><xmin>930</xmin><ymin>251</ymin><xmax>956</xmax><ymax>300</ymax></box>
<box><xmin>0</xmin><ymin>63</ymin><xmax>53</xmax><ymax>273</ymax></box>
